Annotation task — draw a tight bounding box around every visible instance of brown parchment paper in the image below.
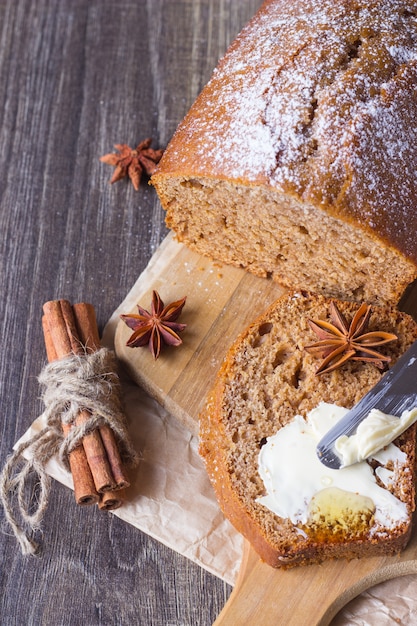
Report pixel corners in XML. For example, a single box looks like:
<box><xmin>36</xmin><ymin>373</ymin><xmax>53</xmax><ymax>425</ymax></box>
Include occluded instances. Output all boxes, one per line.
<box><xmin>17</xmin><ymin>235</ymin><xmax>417</xmax><ymax>623</ymax></box>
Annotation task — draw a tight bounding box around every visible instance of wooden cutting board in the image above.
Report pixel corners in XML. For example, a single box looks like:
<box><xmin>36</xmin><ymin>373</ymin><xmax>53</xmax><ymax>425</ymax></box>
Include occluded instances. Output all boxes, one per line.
<box><xmin>214</xmin><ymin>534</ymin><xmax>417</xmax><ymax>625</ymax></box>
<box><xmin>114</xmin><ymin>235</ymin><xmax>417</xmax><ymax>625</ymax></box>
<box><xmin>114</xmin><ymin>235</ymin><xmax>286</xmax><ymax>435</ymax></box>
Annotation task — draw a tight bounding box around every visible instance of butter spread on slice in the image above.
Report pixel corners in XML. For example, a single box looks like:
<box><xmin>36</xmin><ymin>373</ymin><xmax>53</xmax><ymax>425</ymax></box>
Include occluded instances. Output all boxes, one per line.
<box><xmin>257</xmin><ymin>402</ymin><xmax>408</xmax><ymax>530</ymax></box>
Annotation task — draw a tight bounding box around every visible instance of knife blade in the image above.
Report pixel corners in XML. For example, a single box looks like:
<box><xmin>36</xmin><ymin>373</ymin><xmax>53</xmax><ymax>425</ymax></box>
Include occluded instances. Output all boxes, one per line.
<box><xmin>316</xmin><ymin>339</ymin><xmax>417</xmax><ymax>469</ymax></box>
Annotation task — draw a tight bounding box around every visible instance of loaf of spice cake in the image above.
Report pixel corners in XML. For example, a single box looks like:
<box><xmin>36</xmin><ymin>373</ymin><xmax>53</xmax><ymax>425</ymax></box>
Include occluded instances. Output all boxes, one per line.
<box><xmin>199</xmin><ymin>292</ymin><xmax>417</xmax><ymax>567</ymax></box>
<box><xmin>152</xmin><ymin>0</ymin><xmax>417</xmax><ymax>305</ymax></box>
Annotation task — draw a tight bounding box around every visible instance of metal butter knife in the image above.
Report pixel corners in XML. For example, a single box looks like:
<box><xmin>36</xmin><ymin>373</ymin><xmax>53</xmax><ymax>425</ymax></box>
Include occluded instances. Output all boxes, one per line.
<box><xmin>316</xmin><ymin>339</ymin><xmax>417</xmax><ymax>469</ymax></box>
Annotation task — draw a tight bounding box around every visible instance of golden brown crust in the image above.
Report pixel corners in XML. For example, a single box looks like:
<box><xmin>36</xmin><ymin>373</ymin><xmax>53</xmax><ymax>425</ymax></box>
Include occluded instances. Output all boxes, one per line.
<box><xmin>153</xmin><ymin>0</ymin><xmax>417</xmax><ymax>304</ymax></box>
<box><xmin>199</xmin><ymin>292</ymin><xmax>417</xmax><ymax>568</ymax></box>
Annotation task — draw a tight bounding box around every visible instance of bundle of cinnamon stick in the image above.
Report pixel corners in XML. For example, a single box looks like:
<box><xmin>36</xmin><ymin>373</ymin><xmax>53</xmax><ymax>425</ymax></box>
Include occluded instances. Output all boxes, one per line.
<box><xmin>42</xmin><ymin>299</ymin><xmax>130</xmax><ymax>510</ymax></box>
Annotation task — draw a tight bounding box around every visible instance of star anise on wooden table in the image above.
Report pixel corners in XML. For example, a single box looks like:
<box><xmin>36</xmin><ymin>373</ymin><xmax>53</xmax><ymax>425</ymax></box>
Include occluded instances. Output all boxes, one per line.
<box><xmin>304</xmin><ymin>301</ymin><xmax>398</xmax><ymax>375</ymax></box>
<box><xmin>121</xmin><ymin>290</ymin><xmax>187</xmax><ymax>359</ymax></box>
<box><xmin>100</xmin><ymin>138</ymin><xmax>164</xmax><ymax>190</ymax></box>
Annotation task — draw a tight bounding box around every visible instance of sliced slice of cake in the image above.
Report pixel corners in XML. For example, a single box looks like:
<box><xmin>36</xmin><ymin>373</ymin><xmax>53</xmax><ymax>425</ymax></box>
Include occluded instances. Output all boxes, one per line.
<box><xmin>199</xmin><ymin>291</ymin><xmax>417</xmax><ymax>567</ymax></box>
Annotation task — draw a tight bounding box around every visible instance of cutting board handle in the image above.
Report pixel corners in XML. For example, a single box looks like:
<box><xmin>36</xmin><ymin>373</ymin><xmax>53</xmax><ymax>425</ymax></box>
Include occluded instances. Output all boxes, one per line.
<box><xmin>214</xmin><ymin>533</ymin><xmax>417</xmax><ymax>626</ymax></box>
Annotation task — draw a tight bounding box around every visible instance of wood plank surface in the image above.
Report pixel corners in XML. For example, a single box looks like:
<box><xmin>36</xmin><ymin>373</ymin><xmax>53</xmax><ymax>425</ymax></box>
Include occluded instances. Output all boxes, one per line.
<box><xmin>2</xmin><ymin>1</ymin><xmax>417</xmax><ymax>624</ymax></box>
<box><xmin>0</xmin><ymin>2</ymin><xmax>263</xmax><ymax>625</ymax></box>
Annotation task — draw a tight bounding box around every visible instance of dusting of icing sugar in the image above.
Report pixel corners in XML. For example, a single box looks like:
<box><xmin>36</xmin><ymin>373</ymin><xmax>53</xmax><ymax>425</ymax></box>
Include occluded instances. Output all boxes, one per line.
<box><xmin>343</xmin><ymin>65</ymin><xmax>417</xmax><ymax>257</ymax></box>
<box><xmin>388</xmin><ymin>46</ymin><xmax>417</xmax><ymax>64</ymax></box>
<box><xmin>176</xmin><ymin>0</ymin><xmax>417</xmax><ymax>260</ymax></box>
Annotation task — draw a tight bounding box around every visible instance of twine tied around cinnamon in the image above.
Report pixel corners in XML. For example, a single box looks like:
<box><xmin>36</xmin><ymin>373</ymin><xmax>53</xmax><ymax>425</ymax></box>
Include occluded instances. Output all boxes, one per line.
<box><xmin>40</xmin><ymin>349</ymin><xmax>137</xmax><ymax>473</ymax></box>
<box><xmin>0</xmin><ymin>300</ymin><xmax>140</xmax><ymax>555</ymax></box>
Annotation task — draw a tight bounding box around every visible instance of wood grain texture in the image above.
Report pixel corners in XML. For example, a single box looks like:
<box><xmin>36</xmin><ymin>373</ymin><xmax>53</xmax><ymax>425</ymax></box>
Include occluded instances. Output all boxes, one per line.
<box><xmin>115</xmin><ymin>238</ymin><xmax>285</xmax><ymax>434</ymax></box>
<box><xmin>215</xmin><ymin>536</ymin><xmax>417</xmax><ymax>626</ymax></box>
<box><xmin>0</xmin><ymin>1</ymin><xmax>262</xmax><ymax>624</ymax></box>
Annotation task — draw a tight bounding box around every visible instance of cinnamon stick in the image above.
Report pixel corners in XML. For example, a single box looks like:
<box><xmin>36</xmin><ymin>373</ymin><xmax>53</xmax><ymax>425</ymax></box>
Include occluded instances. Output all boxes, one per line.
<box><xmin>42</xmin><ymin>300</ymin><xmax>130</xmax><ymax>511</ymax></box>
<box><xmin>72</xmin><ymin>302</ymin><xmax>130</xmax><ymax>491</ymax></box>
<box><xmin>42</xmin><ymin>317</ymin><xmax>99</xmax><ymax>506</ymax></box>
<box><xmin>98</xmin><ymin>489</ymin><xmax>126</xmax><ymax>511</ymax></box>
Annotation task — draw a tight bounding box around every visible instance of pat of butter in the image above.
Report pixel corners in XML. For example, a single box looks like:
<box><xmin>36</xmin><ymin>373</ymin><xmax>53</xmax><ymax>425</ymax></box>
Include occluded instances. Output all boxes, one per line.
<box><xmin>257</xmin><ymin>402</ymin><xmax>408</xmax><ymax>530</ymax></box>
<box><xmin>335</xmin><ymin>407</ymin><xmax>417</xmax><ymax>467</ymax></box>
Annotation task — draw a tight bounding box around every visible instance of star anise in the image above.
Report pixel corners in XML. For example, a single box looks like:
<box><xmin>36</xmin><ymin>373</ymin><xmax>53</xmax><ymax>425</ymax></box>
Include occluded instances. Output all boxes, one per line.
<box><xmin>304</xmin><ymin>301</ymin><xmax>398</xmax><ymax>375</ymax></box>
<box><xmin>100</xmin><ymin>138</ymin><xmax>164</xmax><ymax>190</ymax></box>
<box><xmin>120</xmin><ymin>290</ymin><xmax>187</xmax><ymax>359</ymax></box>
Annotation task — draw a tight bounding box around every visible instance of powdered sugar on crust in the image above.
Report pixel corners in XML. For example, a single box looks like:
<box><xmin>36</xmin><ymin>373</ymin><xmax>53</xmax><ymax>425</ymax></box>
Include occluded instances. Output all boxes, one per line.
<box><xmin>166</xmin><ymin>0</ymin><xmax>417</xmax><ymax>261</ymax></box>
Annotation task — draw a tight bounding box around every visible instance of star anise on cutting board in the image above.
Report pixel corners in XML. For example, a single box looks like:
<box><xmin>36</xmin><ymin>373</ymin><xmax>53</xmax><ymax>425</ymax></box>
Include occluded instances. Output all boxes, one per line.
<box><xmin>120</xmin><ymin>290</ymin><xmax>187</xmax><ymax>359</ymax></box>
<box><xmin>304</xmin><ymin>301</ymin><xmax>398</xmax><ymax>375</ymax></box>
<box><xmin>100</xmin><ymin>138</ymin><xmax>163</xmax><ymax>190</ymax></box>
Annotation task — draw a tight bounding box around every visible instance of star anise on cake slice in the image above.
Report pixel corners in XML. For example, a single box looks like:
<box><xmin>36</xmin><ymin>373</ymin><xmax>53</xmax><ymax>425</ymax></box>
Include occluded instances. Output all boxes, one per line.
<box><xmin>100</xmin><ymin>138</ymin><xmax>164</xmax><ymax>190</ymax></box>
<box><xmin>120</xmin><ymin>290</ymin><xmax>187</xmax><ymax>359</ymax></box>
<box><xmin>304</xmin><ymin>301</ymin><xmax>398</xmax><ymax>375</ymax></box>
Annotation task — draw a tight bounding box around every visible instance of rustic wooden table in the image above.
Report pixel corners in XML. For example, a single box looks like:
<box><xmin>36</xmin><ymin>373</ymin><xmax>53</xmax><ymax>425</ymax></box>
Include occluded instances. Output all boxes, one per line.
<box><xmin>0</xmin><ymin>1</ymin><xmax>262</xmax><ymax>624</ymax></box>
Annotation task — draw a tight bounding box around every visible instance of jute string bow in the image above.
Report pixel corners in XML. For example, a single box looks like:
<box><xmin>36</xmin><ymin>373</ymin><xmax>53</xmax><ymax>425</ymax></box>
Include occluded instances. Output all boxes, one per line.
<box><xmin>0</xmin><ymin>348</ymin><xmax>139</xmax><ymax>555</ymax></box>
